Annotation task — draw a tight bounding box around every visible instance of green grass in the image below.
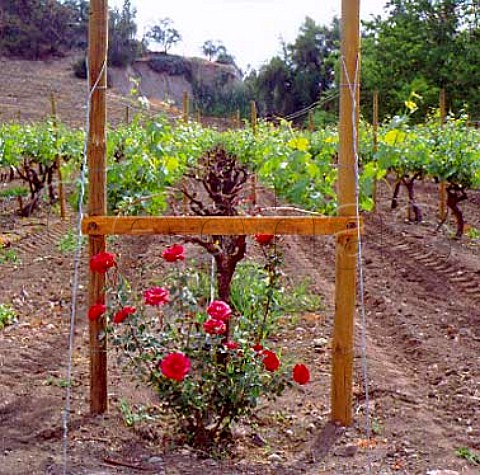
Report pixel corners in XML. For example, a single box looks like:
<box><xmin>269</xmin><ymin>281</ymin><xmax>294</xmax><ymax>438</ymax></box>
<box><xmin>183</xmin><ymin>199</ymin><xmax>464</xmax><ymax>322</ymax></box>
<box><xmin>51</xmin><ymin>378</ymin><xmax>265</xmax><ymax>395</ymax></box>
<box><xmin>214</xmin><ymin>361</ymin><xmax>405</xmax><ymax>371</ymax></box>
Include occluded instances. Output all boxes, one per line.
<box><xmin>456</xmin><ymin>447</ymin><xmax>480</xmax><ymax>465</ymax></box>
<box><xmin>0</xmin><ymin>249</ymin><xmax>20</xmax><ymax>265</ymax></box>
<box><xmin>57</xmin><ymin>230</ymin><xmax>86</xmax><ymax>254</ymax></box>
<box><xmin>0</xmin><ymin>303</ymin><xmax>17</xmax><ymax>329</ymax></box>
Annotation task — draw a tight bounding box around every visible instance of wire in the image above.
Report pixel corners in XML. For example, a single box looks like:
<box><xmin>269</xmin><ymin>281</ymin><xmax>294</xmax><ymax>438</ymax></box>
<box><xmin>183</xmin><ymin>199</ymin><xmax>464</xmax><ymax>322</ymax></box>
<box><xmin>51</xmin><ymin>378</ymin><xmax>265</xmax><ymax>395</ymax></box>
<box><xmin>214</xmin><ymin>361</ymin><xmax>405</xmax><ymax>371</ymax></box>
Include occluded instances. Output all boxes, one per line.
<box><xmin>282</xmin><ymin>90</ymin><xmax>340</xmax><ymax>121</ymax></box>
<box><xmin>62</xmin><ymin>57</ymin><xmax>106</xmax><ymax>475</ymax></box>
<box><xmin>341</xmin><ymin>54</ymin><xmax>373</xmax><ymax>474</ymax></box>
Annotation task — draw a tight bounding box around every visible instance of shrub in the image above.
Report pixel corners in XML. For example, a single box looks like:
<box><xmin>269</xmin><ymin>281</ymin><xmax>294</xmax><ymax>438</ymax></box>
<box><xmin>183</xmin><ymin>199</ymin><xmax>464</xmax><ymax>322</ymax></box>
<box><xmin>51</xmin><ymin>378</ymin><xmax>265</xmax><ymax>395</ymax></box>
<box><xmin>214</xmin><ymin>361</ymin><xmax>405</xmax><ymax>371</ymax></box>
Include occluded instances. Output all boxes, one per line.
<box><xmin>90</xmin><ymin>245</ymin><xmax>312</xmax><ymax>450</ymax></box>
<box><xmin>147</xmin><ymin>55</ymin><xmax>192</xmax><ymax>81</ymax></box>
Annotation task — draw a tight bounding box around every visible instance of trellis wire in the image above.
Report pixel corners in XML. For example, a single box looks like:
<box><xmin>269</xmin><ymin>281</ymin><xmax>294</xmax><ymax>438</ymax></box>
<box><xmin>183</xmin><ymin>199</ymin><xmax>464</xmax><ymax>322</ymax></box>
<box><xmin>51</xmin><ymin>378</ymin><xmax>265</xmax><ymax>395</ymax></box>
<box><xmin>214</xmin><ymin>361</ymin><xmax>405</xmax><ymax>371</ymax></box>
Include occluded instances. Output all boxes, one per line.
<box><xmin>341</xmin><ymin>55</ymin><xmax>373</xmax><ymax>473</ymax></box>
<box><xmin>62</xmin><ymin>58</ymin><xmax>106</xmax><ymax>475</ymax></box>
<box><xmin>283</xmin><ymin>89</ymin><xmax>340</xmax><ymax>121</ymax></box>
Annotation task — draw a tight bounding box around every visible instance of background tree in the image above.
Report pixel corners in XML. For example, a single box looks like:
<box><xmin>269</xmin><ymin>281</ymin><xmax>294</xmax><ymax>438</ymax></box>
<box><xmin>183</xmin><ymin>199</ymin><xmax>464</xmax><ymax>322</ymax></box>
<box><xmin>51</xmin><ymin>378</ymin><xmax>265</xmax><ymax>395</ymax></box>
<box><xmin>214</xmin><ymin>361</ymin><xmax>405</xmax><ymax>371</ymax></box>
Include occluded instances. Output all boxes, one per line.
<box><xmin>246</xmin><ymin>16</ymin><xmax>340</xmax><ymax>122</ymax></box>
<box><xmin>361</xmin><ymin>0</ymin><xmax>480</xmax><ymax>121</ymax></box>
<box><xmin>146</xmin><ymin>18</ymin><xmax>181</xmax><ymax>54</ymax></box>
<box><xmin>201</xmin><ymin>40</ymin><xmax>226</xmax><ymax>61</ymax></box>
<box><xmin>61</xmin><ymin>0</ymin><xmax>89</xmax><ymax>48</ymax></box>
<box><xmin>0</xmin><ymin>0</ymin><xmax>87</xmax><ymax>58</ymax></box>
<box><xmin>109</xmin><ymin>0</ymin><xmax>144</xmax><ymax>67</ymax></box>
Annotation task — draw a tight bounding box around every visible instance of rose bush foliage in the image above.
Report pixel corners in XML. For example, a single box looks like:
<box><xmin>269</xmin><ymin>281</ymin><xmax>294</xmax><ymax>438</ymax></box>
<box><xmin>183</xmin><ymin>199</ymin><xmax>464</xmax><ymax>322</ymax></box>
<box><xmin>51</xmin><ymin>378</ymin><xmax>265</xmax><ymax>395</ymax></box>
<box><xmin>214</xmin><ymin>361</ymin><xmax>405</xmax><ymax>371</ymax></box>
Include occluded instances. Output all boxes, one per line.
<box><xmin>88</xmin><ymin>246</ymin><xmax>311</xmax><ymax>449</ymax></box>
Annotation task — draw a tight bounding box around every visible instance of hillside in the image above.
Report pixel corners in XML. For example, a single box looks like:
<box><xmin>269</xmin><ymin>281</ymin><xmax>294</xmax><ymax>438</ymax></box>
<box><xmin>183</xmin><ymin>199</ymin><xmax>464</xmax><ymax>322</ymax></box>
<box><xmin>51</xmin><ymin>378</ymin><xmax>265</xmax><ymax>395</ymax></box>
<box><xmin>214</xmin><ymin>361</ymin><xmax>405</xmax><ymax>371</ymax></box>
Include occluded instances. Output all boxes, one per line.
<box><xmin>110</xmin><ymin>53</ymin><xmax>241</xmax><ymax>105</ymax></box>
<box><xmin>0</xmin><ymin>54</ymin><xmax>241</xmax><ymax>126</ymax></box>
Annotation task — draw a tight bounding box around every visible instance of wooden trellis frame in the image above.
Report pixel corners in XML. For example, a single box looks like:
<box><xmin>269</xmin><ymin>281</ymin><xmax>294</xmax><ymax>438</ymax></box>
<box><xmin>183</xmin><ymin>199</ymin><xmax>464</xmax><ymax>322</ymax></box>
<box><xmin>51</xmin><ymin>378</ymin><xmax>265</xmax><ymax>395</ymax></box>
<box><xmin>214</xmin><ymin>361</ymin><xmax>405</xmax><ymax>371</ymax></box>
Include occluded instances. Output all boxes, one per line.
<box><xmin>84</xmin><ymin>0</ymin><xmax>360</xmax><ymax>426</ymax></box>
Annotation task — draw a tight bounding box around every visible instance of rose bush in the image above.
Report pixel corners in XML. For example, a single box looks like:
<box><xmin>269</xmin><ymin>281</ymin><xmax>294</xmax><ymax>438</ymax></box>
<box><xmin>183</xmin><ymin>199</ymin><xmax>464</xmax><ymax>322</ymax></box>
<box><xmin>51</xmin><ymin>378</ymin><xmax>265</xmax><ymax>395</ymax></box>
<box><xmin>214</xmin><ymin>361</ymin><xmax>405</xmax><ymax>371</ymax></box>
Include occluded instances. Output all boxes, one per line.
<box><xmin>162</xmin><ymin>243</ymin><xmax>185</xmax><ymax>262</ymax></box>
<box><xmin>293</xmin><ymin>363</ymin><xmax>310</xmax><ymax>385</ymax></box>
<box><xmin>88</xmin><ymin>303</ymin><xmax>106</xmax><ymax>321</ymax></box>
<box><xmin>160</xmin><ymin>352</ymin><xmax>191</xmax><ymax>381</ymax></box>
<box><xmin>254</xmin><ymin>234</ymin><xmax>275</xmax><ymax>246</ymax></box>
<box><xmin>144</xmin><ymin>287</ymin><xmax>170</xmax><ymax>306</ymax></box>
<box><xmin>206</xmin><ymin>300</ymin><xmax>232</xmax><ymax>321</ymax></box>
<box><xmin>94</xmin><ymin>247</ymin><xmax>314</xmax><ymax>451</ymax></box>
<box><xmin>89</xmin><ymin>251</ymin><xmax>116</xmax><ymax>273</ymax></box>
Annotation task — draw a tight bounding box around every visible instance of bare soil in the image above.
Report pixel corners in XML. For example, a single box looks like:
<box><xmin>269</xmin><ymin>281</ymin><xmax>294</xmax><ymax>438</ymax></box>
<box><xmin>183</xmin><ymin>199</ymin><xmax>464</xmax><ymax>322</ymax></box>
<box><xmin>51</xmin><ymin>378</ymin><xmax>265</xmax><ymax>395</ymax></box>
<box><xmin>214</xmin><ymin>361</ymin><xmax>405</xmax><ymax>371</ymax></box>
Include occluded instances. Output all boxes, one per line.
<box><xmin>1</xmin><ymin>178</ymin><xmax>480</xmax><ymax>474</ymax></box>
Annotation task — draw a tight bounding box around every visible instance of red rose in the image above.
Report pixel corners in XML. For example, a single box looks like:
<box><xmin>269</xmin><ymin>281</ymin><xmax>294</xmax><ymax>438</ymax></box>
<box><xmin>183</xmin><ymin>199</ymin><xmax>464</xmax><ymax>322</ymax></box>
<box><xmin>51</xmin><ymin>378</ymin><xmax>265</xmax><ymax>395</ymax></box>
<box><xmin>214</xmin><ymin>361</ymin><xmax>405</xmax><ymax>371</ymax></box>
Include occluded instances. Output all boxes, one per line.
<box><xmin>160</xmin><ymin>352</ymin><xmax>191</xmax><ymax>381</ymax></box>
<box><xmin>293</xmin><ymin>364</ymin><xmax>310</xmax><ymax>385</ymax></box>
<box><xmin>144</xmin><ymin>287</ymin><xmax>170</xmax><ymax>306</ymax></box>
<box><xmin>162</xmin><ymin>244</ymin><xmax>185</xmax><ymax>263</ymax></box>
<box><xmin>207</xmin><ymin>300</ymin><xmax>232</xmax><ymax>321</ymax></box>
<box><xmin>252</xmin><ymin>343</ymin><xmax>264</xmax><ymax>353</ymax></box>
<box><xmin>225</xmin><ymin>341</ymin><xmax>239</xmax><ymax>350</ymax></box>
<box><xmin>254</xmin><ymin>234</ymin><xmax>275</xmax><ymax>246</ymax></box>
<box><xmin>113</xmin><ymin>306</ymin><xmax>136</xmax><ymax>324</ymax></box>
<box><xmin>262</xmin><ymin>350</ymin><xmax>280</xmax><ymax>372</ymax></box>
<box><xmin>88</xmin><ymin>303</ymin><xmax>106</xmax><ymax>321</ymax></box>
<box><xmin>89</xmin><ymin>252</ymin><xmax>116</xmax><ymax>273</ymax></box>
<box><xmin>203</xmin><ymin>318</ymin><xmax>227</xmax><ymax>335</ymax></box>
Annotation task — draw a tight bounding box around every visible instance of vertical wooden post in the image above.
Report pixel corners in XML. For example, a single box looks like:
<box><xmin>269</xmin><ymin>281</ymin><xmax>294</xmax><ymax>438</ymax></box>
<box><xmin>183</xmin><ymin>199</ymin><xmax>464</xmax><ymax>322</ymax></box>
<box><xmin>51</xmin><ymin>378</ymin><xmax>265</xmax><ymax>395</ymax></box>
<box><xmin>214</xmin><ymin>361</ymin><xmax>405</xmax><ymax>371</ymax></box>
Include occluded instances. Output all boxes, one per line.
<box><xmin>50</xmin><ymin>93</ymin><xmax>67</xmax><ymax>220</ymax></box>
<box><xmin>372</xmin><ymin>90</ymin><xmax>379</xmax><ymax>212</ymax></box>
<box><xmin>236</xmin><ymin>109</ymin><xmax>241</xmax><ymax>129</ymax></box>
<box><xmin>439</xmin><ymin>88</ymin><xmax>447</xmax><ymax>221</ymax></box>
<box><xmin>331</xmin><ymin>0</ymin><xmax>360</xmax><ymax>426</ymax></box>
<box><xmin>183</xmin><ymin>91</ymin><xmax>189</xmax><ymax>123</ymax></box>
<box><xmin>250</xmin><ymin>101</ymin><xmax>257</xmax><ymax>209</ymax></box>
<box><xmin>250</xmin><ymin>100</ymin><xmax>257</xmax><ymax>135</ymax></box>
<box><xmin>181</xmin><ymin>92</ymin><xmax>190</xmax><ymax>214</ymax></box>
<box><xmin>196</xmin><ymin>108</ymin><xmax>201</xmax><ymax>125</ymax></box>
<box><xmin>308</xmin><ymin>110</ymin><xmax>315</xmax><ymax>132</ymax></box>
<box><xmin>87</xmin><ymin>0</ymin><xmax>108</xmax><ymax>415</ymax></box>
<box><xmin>125</xmin><ymin>105</ymin><xmax>129</xmax><ymax>124</ymax></box>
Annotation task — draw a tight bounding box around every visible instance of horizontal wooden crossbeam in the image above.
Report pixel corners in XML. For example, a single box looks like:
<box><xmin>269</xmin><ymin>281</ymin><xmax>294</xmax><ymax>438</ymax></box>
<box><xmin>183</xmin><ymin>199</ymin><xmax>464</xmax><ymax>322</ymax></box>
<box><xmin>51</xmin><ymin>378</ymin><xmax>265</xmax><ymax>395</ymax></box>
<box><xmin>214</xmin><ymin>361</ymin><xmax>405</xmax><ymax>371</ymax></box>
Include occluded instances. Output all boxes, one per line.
<box><xmin>82</xmin><ymin>216</ymin><xmax>362</xmax><ymax>237</ymax></box>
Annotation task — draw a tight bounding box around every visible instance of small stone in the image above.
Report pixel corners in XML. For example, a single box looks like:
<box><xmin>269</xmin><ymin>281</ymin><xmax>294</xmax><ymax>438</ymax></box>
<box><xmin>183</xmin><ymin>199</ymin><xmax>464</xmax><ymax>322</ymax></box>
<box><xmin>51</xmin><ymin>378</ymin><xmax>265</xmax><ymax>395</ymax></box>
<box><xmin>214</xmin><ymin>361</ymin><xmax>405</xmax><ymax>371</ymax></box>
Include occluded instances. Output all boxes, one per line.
<box><xmin>334</xmin><ymin>445</ymin><xmax>358</xmax><ymax>457</ymax></box>
<box><xmin>267</xmin><ymin>453</ymin><xmax>282</xmax><ymax>463</ymax></box>
<box><xmin>313</xmin><ymin>338</ymin><xmax>328</xmax><ymax>352</ymax></box>
<box><xmin>148</xmin><ymin>456</ymin><xmax>164</xmax><ymax>464</ymax></box>
<box><xmin>250</xmin><ymin>433</ymin><xmax>267</xmax><ymax>447</ymax></box>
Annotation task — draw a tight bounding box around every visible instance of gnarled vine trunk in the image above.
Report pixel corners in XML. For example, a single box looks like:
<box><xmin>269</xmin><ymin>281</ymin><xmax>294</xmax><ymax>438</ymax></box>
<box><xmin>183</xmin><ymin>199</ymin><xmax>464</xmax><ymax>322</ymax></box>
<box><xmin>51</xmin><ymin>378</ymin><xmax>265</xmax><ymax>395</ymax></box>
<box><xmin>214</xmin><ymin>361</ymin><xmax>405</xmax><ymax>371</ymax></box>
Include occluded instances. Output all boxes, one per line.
<box><xmin>403</xmin><ymin>175</ymin><xmax>422</xmax><ymax>223</ymax></box>
<box><xmin>446</xmin><ymin>185</ymin><xmax>467</xmax><ymax>239</ymax></box>
<box><xmin>181</xmin><ymin>146</ymin><xmax>249</xmax><ymax>340</ymax></box>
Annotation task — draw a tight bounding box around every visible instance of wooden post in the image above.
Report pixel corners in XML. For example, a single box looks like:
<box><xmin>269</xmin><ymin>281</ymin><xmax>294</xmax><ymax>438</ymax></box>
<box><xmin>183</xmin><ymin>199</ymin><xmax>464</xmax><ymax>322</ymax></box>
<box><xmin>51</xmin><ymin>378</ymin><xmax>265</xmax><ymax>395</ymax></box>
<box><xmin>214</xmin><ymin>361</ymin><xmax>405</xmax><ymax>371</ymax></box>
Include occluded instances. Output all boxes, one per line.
<box><xmin>439</xmin><ymin>88</ymin><xmax>447</xmax><ymax>221</ymax></box>
<box><xmin>331</xmin><ymin>0</ymin><xmax>360</xmax><ymax>426</ymax></box>
<box><xmin>50</xmin><ymin>93</ymin><xmax>67</xmax><ymax>220</ymax></box>
<box><xmin>87</xmin><ymin>0</ymin><xmax>108</xmax><ymax>415</ymax></box>
<box><xmin>196</xmin><ymin>108</ymin><xmax>201</xmax><ymax>125</ymax></box>
<box><xmin>250</xmin><ymin>100</ymin><xmax>257</xmax><ymax>135</ymax></box>
<box><xmin>308</xmin><ymin>110</ymin><xmax>315</xmax><ymax>132</ymax></box>
<box><xmin>250</xmin><ymin>101</ymin><xmax>258</xmax><ymax>209</ymax></box>
<box><xmin>372</xmin><ymin>90</ymin><xmax>379</xmax><ymax>212</ymax></box>
<box><xmin>125</xmin><ymin>105</ymin><xmax>130</xmax><ymax>124</ymax></box>
<box><xmin>183</xmin><ymin>91</ymin><xmax>189</xmax><ymax>123</ymax></box>
<box><xmin>235</xmin><ymin>109</ymin><xmax>241</xmax><ymax>129</ymax></box>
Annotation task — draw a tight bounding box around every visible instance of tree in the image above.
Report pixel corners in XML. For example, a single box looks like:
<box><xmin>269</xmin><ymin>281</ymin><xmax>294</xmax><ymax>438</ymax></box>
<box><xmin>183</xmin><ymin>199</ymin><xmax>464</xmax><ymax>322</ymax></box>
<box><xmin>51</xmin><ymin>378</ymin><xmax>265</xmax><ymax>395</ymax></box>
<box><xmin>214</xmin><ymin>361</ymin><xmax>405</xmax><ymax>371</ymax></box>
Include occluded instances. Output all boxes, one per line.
<box><xmin>361</xmin><ymin>0</ymin><xmax>480</xmax><ymax>121</ymax></box>
<box><xmin>288</xmin><ymin>16</ymin><xmax>340</xmax><ymax>108</ymax></box>
<box><xmin>246</xmin><ymin>17</ymin><xmax>340</xmax><ymax>120</ymax></box>
<box><xmin>109</xmin><ymin>0</ymin><xmax>144</xmax><ymax>67</ymax></box>
<box><xmin>201</xmin><ymin>40</ymin><xmax>226</xmax><ymax>61</ymax></box>
<box><xmin>146</xmin><ymin>18</ymin><xmax>181</xmax><ymax>54</ymax></box>
<box><xmin>0</xmin><ymin>0</ymin><xmax>87</xmax><ymax>58</ymax></box>
<box><xmin>61</xmin><ymin>0</ymin><xmax>89</xmax><ymax>48</ymax></box>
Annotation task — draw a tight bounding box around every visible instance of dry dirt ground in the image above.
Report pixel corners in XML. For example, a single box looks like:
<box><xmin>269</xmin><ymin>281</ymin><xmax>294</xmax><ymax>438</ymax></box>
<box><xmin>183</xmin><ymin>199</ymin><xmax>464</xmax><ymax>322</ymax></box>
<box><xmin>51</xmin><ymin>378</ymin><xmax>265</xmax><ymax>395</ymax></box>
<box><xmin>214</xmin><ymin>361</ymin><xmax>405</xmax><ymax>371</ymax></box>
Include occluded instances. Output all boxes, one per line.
<box><xmin>1</xmin><ymin>179</ymin><xmax>480</xmax><ymax>475</ymax></box>
<box><xmin>0</xmin><ymin>57</ymin><xmax>182</xmax><ymax>127</ymax></box>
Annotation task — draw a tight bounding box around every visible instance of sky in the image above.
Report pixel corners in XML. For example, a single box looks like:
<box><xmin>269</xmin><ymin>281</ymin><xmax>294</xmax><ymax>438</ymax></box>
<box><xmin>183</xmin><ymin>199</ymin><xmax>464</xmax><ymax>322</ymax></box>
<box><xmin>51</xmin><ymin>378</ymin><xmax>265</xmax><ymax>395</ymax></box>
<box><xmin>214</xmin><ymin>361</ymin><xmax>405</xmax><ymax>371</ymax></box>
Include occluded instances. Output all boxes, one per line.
<box><xmin>110</xmin><ymin>0</ymin><xmax>388</xmax><ymax>71</ymax></box>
